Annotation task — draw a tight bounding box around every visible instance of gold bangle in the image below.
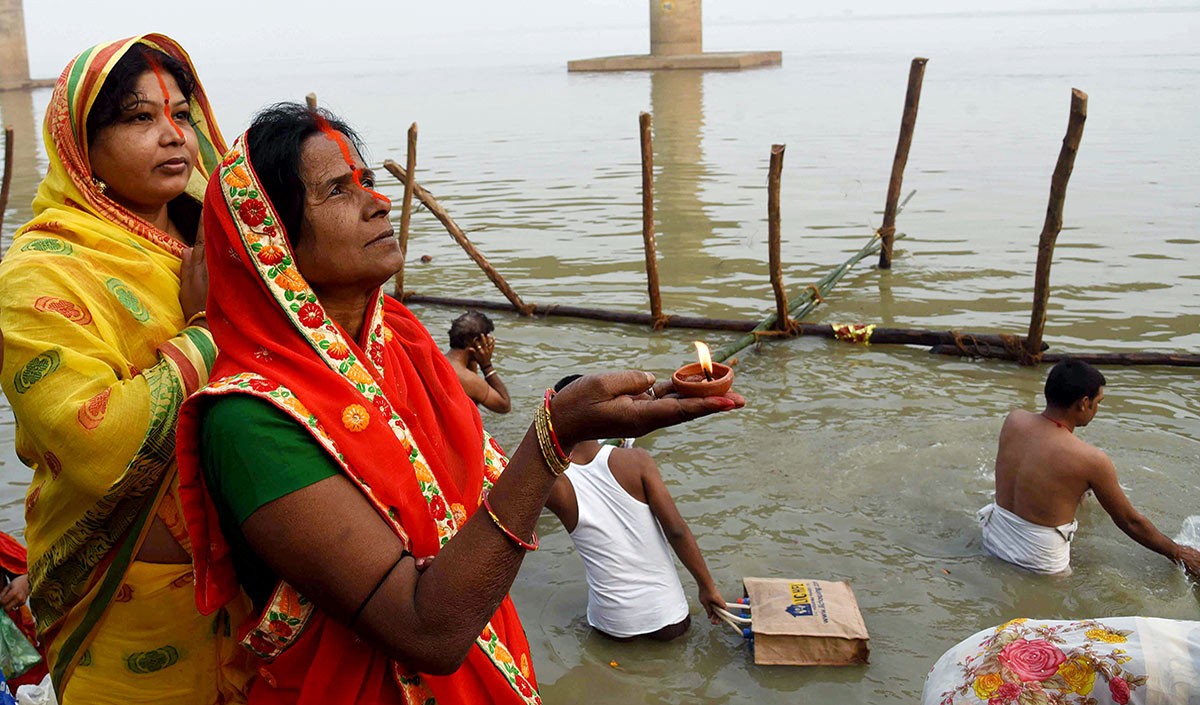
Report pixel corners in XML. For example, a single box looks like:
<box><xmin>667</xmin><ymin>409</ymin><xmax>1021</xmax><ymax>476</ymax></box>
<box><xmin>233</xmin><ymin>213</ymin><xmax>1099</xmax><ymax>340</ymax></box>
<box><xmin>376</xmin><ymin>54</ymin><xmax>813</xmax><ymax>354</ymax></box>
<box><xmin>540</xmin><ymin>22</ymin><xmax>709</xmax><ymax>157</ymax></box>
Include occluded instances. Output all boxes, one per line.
<box><xmin>542</xmin><ymin>390</ymin><xmax>569</xmax><ymax>459</ymax></box>
<box><xmin>534</xmin><ymin>405</ymin><xmax>570</xmax><ymax>476</ymax></box>
<box><xmin>185</xmin><ymin>310</ymin><xmax>207</xmax><ymax>327</ymax></box>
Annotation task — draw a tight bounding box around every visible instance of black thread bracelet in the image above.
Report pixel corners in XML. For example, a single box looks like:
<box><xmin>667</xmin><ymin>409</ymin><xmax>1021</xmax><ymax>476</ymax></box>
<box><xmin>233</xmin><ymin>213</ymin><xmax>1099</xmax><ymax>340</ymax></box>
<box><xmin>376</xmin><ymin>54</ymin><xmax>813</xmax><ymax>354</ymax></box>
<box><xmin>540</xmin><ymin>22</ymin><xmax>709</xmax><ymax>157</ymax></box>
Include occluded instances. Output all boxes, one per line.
<box><xmin>349</xmin><ymin>550</ymin><xmax>410</xmax><ymax>628</ymax></box>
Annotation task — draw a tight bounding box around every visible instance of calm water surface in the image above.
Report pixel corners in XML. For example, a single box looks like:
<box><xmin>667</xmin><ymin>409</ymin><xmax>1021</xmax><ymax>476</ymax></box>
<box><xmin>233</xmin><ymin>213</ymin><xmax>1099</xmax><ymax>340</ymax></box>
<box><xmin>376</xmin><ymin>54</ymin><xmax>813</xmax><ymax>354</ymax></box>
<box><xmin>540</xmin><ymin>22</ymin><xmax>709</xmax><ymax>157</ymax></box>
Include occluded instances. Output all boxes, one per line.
<box><xmin>2</xmin><ymin>9</ymin><xmax>1199</xmax><ymax>703</ymax></box>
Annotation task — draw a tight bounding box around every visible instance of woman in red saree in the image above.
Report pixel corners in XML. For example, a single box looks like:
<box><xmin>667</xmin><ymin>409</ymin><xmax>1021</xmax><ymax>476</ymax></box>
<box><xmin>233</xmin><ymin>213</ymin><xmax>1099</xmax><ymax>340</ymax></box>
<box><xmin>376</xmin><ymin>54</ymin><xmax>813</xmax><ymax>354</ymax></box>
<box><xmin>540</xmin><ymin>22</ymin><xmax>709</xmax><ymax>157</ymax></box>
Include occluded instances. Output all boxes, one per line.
<box><xmin>176</xmin><ymin>103</ymin><xmax>741</xmax><ymax>704</ymax></box>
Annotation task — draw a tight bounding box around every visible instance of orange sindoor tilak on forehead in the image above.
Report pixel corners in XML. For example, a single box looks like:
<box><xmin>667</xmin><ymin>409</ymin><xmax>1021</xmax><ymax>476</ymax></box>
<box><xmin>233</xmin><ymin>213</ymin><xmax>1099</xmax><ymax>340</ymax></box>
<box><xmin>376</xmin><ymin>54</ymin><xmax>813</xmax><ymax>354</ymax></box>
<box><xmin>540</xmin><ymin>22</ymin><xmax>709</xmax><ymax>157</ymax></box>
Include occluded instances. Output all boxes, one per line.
<box><xmin>313</xmin><ymin>114</ymin><xmax>391</xmax><ymax>207</ymax></box>
<box><xmin>145</xmin><ymin>53</ymin><xmax>186</xmax><ymax>141</ymax></box>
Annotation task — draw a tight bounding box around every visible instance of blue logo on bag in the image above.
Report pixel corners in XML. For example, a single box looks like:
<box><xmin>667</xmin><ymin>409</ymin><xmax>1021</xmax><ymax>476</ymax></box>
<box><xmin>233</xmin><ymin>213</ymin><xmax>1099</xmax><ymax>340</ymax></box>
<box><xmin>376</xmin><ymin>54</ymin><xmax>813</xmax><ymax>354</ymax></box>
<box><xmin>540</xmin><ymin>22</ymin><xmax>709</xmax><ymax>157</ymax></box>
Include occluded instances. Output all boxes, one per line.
<box><xmin>786</xmin><ymin>582</ymin><xmax>815</xmax><ymax>617</ymax></box>
<box><xmin>786</xmin><ymin>602</ymin><xmax>814</xmax><ymax>617</ymax></box>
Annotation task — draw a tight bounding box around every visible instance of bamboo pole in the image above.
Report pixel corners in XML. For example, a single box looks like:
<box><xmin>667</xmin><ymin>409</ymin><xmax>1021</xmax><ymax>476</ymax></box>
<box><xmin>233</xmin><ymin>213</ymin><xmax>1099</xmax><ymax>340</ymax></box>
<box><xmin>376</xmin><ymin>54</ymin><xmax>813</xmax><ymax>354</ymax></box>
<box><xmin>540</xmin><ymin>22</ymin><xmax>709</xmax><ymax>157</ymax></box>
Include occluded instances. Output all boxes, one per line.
<box><xmin>711</xmin><ymin>233</ymin><xmax>903</xmax><ymax>363</ymax></box>
<box><xmin>404</xmin><ymin>294</ymin><xmax>758</xmax><ymax>332</ymax></box>
<box><xmin>1040</xmin><ymin>352</ymin><xmax>1200</xmax><ymax>367</ymax></box>
<box><xmin>403</xmin><ymin>291</ymin><xmax>1194</xmax><ymax>366</ymax></box>
<box><xmin>381</xmin><ymin>160</ymin><xmax>533</xmax><ymax>314</ymax></box>
<box><xmin>305</xmin><ymin>93</ymin><xmax>318</xmax><ymax>110</ymax></box>
<box><xmin>0</xmin><ymin>127</ymin><xmax>12</xmax><ymax>256</ymax></box>
<box><xmin>639</xmin><ymin>112</ymin><xmax>664</xmax><ymax>321</ymax></box>
<box><xmin>394</xmin><ymin>122</ymin><xmax>417</xmax><ymax>297</ymax></box>
<box><xmin>878</xmin><ymin>57</ymin><xmax>927</xmax><ymax>270</ymax></box>
<box><xmin>1025</xmin><ymin>88</ymin><xmax>1088</xmax><ymax>364</ymax></box>
<box><xmin>767</xmin><ymin>144</ymin><xmax>790</xmax><ymax>331</ymax></box>
<box><xmin>930</xmin><ymin>347</ymin><xmax>1198</xmax><ymax>368</ymax></box>
<box><xmin>400</xmin><ymin>293</ymin><xmax>1050</xmax><ymax>354</ymax></box>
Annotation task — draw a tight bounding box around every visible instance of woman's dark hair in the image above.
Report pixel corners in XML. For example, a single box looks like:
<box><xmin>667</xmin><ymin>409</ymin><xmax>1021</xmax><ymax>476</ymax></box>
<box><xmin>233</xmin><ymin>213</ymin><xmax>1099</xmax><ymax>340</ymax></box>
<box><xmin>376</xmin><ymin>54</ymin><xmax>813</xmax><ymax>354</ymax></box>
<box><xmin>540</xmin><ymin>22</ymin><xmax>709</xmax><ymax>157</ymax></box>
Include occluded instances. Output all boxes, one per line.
<box><xmin>86</xmin><ymin>44</ymin><xmax>195</xmax><ymax>143</ymax></box>
<box><xmin>245</xmin><ymin>103</ymin><xmax>365</xmax><ymax>243</ymax></box>
<box><xmin>1044</xmin><ymin>358</ymin><xmax>1106</xmax><ymax>409</ymax></box>
<box><xmin>448</xmin><ymin>311</ymin><xmax>495</xmax><ymax>350</ymax></box>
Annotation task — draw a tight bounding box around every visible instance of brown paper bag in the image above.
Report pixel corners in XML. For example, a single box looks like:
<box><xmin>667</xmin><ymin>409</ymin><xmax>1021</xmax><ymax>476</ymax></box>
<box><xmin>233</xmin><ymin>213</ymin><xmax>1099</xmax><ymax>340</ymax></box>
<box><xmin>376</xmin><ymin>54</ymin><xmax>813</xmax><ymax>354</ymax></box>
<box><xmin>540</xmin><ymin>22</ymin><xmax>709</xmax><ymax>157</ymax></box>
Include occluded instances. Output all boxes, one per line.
<box><xmin>742</xmin><ymin>577</ymin><xmax>869</xmax><ymax>666</ymax></box>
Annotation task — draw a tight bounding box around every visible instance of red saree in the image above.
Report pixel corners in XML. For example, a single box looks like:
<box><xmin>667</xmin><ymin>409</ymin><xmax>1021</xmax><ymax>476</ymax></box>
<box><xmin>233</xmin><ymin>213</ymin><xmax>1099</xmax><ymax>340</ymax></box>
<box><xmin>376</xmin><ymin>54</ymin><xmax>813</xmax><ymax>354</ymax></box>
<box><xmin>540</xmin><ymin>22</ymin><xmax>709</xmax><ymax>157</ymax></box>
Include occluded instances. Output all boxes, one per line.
<box><xmin>176</xmin><ymin>136</ymin><xmax>539</xmax><ymax>704</ymax></box>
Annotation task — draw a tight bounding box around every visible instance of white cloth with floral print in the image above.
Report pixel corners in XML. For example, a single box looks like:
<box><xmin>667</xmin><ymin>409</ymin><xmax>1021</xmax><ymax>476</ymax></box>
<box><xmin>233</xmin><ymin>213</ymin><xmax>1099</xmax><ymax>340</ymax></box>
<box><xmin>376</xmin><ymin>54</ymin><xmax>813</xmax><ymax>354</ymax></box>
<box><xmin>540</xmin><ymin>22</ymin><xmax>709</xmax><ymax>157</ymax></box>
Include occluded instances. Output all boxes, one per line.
<box><xmin>923</xmin><ymin>617</ymin><xmax>1200</xmax><ymax>705</ymax></box>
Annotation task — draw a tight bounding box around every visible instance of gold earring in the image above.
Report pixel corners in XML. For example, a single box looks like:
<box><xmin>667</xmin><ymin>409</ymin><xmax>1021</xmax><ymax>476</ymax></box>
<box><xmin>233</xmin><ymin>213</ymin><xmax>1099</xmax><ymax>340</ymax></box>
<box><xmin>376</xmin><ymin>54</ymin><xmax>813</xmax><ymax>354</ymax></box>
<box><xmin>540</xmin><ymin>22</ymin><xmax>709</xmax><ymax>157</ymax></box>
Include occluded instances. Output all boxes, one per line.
<box><xmin>92</xmin><ymin>177</ymin><xmax>108</xmax><ymax>194</ymax></box>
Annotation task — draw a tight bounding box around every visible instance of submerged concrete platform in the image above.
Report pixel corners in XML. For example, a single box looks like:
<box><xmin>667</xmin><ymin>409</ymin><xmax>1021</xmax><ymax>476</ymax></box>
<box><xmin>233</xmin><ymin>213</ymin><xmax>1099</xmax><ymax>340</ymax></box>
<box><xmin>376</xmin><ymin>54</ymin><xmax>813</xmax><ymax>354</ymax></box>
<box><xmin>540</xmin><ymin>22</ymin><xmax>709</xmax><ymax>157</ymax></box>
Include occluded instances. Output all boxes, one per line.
<box><xmin>0</xmin><ymin>78</ymin><xmax>56</xmax><ymax>92</ymax></box>
<box><xmin>568</xmin><ymin>50</ymin><xmax>781</xmax><ymax>72</ymax></box>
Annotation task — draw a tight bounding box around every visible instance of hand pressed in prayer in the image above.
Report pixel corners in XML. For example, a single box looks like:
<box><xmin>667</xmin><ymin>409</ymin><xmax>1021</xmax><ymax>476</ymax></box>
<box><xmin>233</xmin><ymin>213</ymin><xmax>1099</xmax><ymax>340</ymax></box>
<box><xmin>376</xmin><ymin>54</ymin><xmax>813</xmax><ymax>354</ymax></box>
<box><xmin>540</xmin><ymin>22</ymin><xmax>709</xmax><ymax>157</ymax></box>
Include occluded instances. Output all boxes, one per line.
<box><xmin>469</xmin><ymin>334</ymin><xmax>496</xmax><ymax>368</ymax></box>
<box><xmin>179</xmin><ymin>219</ymin><xmax>208</xmax><ymax>326</ymax></box>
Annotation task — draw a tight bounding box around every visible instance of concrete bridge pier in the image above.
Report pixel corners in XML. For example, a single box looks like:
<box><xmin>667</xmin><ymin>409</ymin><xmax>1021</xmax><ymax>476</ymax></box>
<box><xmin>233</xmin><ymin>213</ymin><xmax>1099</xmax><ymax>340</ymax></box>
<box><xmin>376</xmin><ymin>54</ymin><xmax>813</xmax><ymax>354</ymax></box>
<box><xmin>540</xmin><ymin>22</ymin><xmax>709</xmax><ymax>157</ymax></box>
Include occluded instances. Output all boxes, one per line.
<box><xmin>0</xmin><ymin>0</ymin><xmax>31</xmax><ymax>90</ymax></box>
<box><xmin>570</xmin><ymin>0</ymin><xmax>780</xmax><ymax>72</ymax></box>
<box><xmin>651</xmin><ymin>0</ymin><xmax>702</xmax><ymax>56</ymax></box>
<box><xmin>1</xmin><ymin>0</ymin><xmax>53</xmax><ymax>91</ymax></box>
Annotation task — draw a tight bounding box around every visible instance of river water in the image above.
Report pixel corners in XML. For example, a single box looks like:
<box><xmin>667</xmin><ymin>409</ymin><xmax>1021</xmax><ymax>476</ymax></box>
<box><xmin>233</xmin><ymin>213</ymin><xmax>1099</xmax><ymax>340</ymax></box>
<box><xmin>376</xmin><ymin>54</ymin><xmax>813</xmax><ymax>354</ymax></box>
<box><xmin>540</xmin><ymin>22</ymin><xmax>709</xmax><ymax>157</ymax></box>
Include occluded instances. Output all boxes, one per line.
<box><xmin>2</xmin><ymin>8</ymin><xmax>1198</xmax><ymax>703</ymax></box>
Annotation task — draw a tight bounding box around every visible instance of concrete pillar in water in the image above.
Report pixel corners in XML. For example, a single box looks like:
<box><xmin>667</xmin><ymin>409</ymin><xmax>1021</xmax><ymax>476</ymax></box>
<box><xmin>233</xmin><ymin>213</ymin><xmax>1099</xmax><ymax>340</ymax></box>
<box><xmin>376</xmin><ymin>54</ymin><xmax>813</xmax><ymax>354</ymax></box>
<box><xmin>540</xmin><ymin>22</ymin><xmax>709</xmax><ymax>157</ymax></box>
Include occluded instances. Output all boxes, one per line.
<box><xmin>650</xmin><ymin>0</ymin><xmax>702</xmax><ymax>57</ymax></box>
<box><xmin>569</xmin><ymin>0</ymin><xmax>779</xmax><ymax>71</ymax></box>
<box><xmin>0</xmin><ymin>0</ymin><xmax>31</xmax><ymax>90</ymax></box>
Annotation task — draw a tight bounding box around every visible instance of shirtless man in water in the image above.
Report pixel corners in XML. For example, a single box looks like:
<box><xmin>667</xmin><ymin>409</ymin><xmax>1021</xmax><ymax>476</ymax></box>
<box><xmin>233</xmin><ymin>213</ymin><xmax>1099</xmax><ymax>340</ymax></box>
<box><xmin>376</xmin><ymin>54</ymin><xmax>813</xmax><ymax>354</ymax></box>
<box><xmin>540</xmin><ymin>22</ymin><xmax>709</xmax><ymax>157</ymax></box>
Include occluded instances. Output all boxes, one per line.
<box><xmin>445</xmin><ymin>311</ymin><xmax>511</xmax><ymax>414</ymax></box>
<box><xmin>980</xmin><ymin>358</ymin><xmax>1200</xmax><ymax>577</ymax></box>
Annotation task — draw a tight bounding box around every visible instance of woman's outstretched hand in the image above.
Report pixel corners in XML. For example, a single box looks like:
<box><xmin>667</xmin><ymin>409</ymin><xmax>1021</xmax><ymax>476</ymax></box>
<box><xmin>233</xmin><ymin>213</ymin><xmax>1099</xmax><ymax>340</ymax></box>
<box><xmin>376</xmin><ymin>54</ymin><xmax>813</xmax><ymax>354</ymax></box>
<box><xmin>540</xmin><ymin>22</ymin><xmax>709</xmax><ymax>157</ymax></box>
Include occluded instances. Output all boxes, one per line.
<box><xmin>549</xmin><ymin>370</ymin><xmax>743</xmax><ymax>449</ymax></box>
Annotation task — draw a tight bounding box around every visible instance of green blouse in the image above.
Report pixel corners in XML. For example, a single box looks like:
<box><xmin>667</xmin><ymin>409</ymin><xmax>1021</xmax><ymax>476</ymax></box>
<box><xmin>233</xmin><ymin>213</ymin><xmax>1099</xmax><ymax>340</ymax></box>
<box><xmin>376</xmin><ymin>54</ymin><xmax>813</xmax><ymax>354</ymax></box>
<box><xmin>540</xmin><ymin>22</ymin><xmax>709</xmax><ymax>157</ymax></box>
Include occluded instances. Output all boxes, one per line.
<box><xmin>199</xmin><ymin>394</ymin><xmax>339</xmax><ymax>607</ymax></box>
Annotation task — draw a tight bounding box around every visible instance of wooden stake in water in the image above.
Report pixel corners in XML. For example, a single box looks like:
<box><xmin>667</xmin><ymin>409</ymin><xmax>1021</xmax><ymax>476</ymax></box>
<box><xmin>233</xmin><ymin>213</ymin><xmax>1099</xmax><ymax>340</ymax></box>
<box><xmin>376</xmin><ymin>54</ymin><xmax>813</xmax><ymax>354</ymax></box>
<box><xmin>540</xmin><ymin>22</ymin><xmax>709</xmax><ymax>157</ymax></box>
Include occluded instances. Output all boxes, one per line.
<box><xmin>878</xmin><ymin>57</ymin><xmax>927</xmax><ymax>270</ymax></box>
<box><xmin>639</xmin><ymin>112</ymin><xmax>664</xmax><ymax>322</ymax></box>
<box><xmin>394</xmin><ymin>122</ymin><xmax>418</xmax><ymax>297</ymax></box>
<box><xmin>0</xmin><ymin>127</ymin><xmax>13</xmax><ymax>258</ymax></box>
<box><xmin>1025</xmin><ymin>88</ymin><xmax>1088</xmax><ymax>364</ymax></box>
<box><xmin>382</xmin><ymin>160</ymin><xmax>534</xmax><ymax>315</ymax></box>
<box><xmin>767</xmin><ymin>144</ymin><xmax>789</xmax><ymax>331</ymax></box>
<box><xmin>305</xmin><ymin>92</ymin><xmax>318</xmax><ymax>111</ymax></box>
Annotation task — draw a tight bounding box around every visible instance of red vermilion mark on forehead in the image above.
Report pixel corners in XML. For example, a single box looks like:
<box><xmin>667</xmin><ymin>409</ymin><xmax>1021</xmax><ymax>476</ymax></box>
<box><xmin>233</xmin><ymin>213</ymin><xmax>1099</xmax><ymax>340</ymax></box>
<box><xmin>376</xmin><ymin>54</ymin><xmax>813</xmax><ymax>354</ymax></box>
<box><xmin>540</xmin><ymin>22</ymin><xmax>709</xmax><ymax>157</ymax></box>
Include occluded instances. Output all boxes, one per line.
<box><xmin>146</xmin><ymin>53</ymin><xmax>186</xmax><ymax>141</ymax></box>
<box><xmin>313</xmin><ymin>114</ymin><xmax>391</xmax><ymax>207</ymax></box>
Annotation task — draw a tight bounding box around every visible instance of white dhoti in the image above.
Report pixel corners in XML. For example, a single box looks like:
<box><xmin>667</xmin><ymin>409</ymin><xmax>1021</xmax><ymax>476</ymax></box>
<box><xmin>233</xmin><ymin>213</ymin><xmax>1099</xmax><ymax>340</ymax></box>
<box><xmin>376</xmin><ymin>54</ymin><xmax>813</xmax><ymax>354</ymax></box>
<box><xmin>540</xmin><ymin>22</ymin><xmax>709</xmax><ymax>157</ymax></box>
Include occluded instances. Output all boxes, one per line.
<box><xmin>977</xmin><ymin>502</ymin><xmax>1077</xmax><ymax>574</ymax></box>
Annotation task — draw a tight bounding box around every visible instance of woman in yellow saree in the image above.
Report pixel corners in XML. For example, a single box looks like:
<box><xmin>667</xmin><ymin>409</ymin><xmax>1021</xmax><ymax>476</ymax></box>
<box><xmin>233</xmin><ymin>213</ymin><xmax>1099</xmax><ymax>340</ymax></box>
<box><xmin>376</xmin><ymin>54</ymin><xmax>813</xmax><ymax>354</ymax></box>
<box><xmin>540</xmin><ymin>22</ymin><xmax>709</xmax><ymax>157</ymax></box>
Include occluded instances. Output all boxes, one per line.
<box><xmin>0</xmin><ymin>35</ymin><xmax>250</xmax><ymax>703</ymax></box>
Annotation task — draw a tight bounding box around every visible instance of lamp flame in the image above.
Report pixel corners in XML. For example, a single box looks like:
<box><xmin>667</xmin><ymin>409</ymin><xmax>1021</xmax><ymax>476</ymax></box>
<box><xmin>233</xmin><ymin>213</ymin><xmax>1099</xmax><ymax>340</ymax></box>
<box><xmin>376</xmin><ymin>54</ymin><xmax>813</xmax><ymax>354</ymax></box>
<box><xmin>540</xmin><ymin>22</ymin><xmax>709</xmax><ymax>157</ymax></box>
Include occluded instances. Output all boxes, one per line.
<box><xmin>694</xmin><ymin>341</ymin><xmax>714</xmax><ymax>381</ymax></box>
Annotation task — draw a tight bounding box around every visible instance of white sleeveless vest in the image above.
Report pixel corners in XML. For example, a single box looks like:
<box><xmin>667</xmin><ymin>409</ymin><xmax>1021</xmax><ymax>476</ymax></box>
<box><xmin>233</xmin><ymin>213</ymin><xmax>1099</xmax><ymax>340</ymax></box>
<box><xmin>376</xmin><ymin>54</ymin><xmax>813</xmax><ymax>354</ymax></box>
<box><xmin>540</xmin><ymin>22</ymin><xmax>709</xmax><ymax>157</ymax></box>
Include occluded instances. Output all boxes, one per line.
<box><xmin>566</xmin><ymin>445</ymin><xmax>689</xmax><ymax>637</ymax></box>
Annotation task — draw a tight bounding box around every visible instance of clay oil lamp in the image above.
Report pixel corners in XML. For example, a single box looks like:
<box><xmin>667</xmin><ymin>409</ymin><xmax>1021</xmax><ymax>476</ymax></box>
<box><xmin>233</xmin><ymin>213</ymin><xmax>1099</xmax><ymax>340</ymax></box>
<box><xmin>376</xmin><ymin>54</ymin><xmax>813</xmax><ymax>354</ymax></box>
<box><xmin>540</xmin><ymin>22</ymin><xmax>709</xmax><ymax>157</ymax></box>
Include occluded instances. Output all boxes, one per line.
<box><xmin>672</xmin><ymin>341</ymin><xmax>734</xmax><ymax>398</ymax></box>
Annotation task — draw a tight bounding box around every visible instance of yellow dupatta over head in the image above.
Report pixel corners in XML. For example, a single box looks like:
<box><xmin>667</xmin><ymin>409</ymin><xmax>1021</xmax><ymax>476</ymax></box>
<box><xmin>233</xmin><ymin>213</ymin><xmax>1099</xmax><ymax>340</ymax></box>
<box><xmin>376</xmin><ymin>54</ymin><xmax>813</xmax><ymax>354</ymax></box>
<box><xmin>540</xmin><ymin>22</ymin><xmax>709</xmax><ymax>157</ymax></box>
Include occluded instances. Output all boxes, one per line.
<box><xmin>0</xmin><ymin>34</ymin><xmax>227</xmax><ymax>692</ymax></box>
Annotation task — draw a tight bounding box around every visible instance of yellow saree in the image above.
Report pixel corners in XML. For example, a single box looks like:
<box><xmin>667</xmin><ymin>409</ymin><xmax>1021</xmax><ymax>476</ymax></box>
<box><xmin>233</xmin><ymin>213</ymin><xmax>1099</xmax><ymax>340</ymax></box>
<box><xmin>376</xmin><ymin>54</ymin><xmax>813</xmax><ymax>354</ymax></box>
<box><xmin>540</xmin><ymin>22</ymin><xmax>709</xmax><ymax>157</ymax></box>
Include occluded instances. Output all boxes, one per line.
<box><xmin>0</xmin><ymin>34</ymin><xmax>249</xmax><ymax>702</ymax></box>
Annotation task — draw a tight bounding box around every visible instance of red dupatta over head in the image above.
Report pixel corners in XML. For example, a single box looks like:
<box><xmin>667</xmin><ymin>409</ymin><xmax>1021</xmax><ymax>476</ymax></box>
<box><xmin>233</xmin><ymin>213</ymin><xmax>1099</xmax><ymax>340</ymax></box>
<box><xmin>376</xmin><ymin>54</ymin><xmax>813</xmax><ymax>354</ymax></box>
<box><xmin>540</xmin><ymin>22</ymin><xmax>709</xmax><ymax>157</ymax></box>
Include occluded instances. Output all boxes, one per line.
<box><xmin>176</xmin><ymin>133</ymin><xmax>539</xmax><ymax>705</ymax></box>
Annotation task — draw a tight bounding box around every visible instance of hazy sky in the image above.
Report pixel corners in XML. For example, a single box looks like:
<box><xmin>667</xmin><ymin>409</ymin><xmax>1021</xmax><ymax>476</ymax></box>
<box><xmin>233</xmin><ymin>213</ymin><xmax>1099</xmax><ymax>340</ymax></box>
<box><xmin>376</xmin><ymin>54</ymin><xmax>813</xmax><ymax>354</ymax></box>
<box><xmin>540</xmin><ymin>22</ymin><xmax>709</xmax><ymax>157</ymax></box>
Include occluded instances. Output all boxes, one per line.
<box><xmin>22</xmin><ymin>0</ymin><xmax>1195</xmax><ymax>77</ymax></box>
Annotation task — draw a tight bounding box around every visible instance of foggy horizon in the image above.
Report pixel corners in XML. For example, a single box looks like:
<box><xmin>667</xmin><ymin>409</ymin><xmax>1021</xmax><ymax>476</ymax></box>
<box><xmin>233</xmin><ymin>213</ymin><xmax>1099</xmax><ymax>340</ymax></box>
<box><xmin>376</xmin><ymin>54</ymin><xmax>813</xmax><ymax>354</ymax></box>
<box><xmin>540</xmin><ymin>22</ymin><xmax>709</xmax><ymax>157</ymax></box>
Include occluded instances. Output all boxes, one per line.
<box><xmin>21</xmin><ymin>0</ymin><xmax>1200</xmax><ymax>77</ymax></box>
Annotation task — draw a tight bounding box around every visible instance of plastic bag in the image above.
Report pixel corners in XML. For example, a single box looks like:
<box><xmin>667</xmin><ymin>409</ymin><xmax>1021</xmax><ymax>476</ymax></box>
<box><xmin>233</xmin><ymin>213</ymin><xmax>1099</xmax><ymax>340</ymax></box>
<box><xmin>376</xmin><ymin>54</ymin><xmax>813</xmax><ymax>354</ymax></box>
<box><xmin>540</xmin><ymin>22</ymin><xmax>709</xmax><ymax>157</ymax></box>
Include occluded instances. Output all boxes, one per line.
<box><xmin>0</xmin><ymin>611</ymin><xmax>40</xmax><ymax>681</ymax></box>
<box><xmin>15</xmin><ymin>674</ymin><xmax>54</xmax><ymax>705</ymax></box>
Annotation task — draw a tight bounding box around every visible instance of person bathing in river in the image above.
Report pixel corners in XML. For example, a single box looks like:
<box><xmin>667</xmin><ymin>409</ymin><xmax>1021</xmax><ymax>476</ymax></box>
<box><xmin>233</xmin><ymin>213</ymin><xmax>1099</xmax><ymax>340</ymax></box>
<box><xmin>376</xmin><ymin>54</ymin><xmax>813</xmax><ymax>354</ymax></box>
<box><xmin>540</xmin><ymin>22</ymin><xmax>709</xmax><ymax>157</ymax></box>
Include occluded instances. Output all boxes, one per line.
<box><xmin>979</xmin><ymin>359</ymin><xmax>1200</xmax><ymax>577</ymax></box>
<box><xmin>545</xmin><ymin>375</ymin><xmax>725</xmax><ymax>641</ymax></box>
<box><xmin>446</xmin><ymin>311</ymin><xmax>511</xmax><ymax>414</ymax></box>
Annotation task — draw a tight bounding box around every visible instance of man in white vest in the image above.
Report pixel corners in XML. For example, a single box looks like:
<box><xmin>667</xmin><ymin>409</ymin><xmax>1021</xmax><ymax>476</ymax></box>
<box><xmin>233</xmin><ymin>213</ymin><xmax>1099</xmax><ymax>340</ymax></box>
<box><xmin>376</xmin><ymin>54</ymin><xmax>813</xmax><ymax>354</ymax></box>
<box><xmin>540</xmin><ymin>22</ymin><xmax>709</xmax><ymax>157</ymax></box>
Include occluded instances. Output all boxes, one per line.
<box><xmin>545</xmin><ymin>375</ymin><xmax>724</xmax><ymax>641</ymax></box>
